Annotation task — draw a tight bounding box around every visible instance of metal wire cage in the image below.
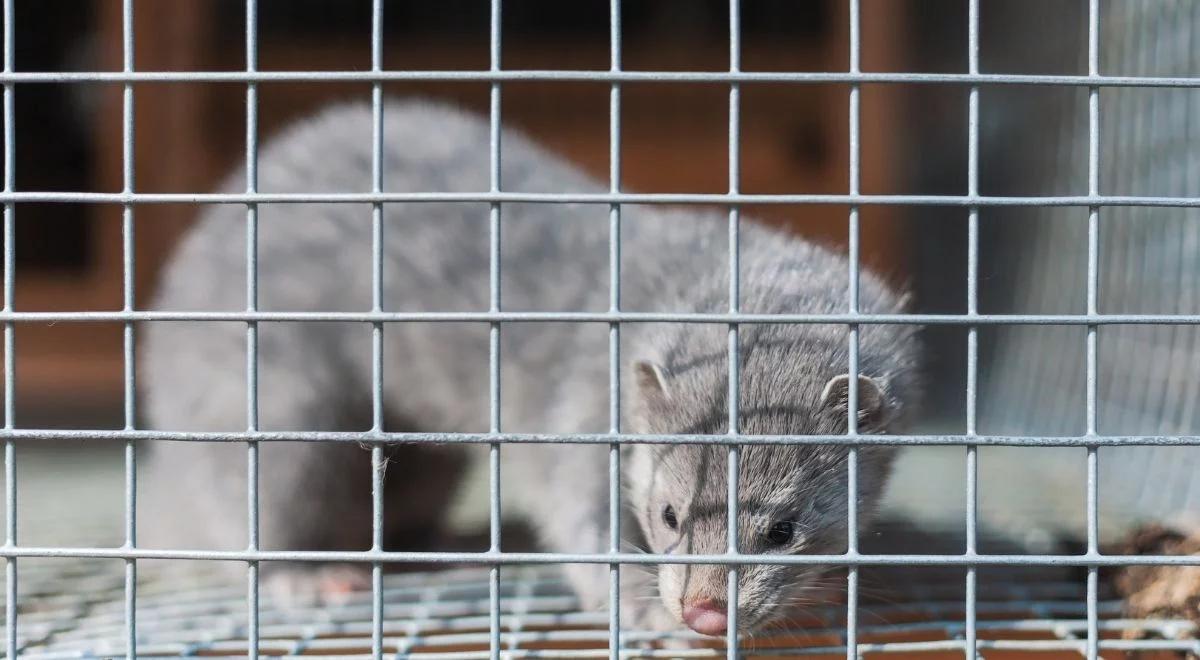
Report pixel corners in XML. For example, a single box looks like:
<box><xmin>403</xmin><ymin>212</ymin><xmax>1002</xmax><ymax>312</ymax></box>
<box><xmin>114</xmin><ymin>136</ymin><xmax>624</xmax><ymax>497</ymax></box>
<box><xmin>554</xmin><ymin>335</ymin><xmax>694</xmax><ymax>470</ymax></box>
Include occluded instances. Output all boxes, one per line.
<box><xmin>3</xmin><ymin>0</ymin><xmax>1200</xmax><ymax>659</ymax></box>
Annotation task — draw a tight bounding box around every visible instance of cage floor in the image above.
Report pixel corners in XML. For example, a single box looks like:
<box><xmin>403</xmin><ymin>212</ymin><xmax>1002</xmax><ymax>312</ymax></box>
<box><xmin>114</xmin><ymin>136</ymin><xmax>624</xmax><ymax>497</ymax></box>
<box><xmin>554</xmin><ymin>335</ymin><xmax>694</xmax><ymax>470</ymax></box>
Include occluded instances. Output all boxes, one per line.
<box><xmin>3</xmin><ymin>557</ymin><xmax>1196</xmax><ymax>659</ymax></box>
<box><xmin>1</xmin><ymin>447</ymin><xmax>1196</xmax><ymax>658</ymax></box>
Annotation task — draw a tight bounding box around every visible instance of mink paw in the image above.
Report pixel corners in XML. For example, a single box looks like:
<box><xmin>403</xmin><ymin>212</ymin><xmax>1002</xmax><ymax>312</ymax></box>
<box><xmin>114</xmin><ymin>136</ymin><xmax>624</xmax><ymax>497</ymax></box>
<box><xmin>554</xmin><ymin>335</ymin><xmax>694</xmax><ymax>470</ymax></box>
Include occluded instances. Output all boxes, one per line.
<box><xmin>1112</xmin><ymin>524</ymin><xmax>1200</xmax><ymax>660</ymax></box>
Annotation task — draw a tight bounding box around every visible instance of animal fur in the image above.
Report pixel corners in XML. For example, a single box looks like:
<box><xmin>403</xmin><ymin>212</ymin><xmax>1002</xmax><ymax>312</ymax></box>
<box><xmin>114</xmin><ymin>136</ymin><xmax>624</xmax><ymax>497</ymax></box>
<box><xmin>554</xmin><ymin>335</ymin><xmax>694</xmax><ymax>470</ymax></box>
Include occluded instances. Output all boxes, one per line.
<box><xmin>138</xmin><ymin>98</ymin><xmax>923</xmax><ymax>634</ymax></box>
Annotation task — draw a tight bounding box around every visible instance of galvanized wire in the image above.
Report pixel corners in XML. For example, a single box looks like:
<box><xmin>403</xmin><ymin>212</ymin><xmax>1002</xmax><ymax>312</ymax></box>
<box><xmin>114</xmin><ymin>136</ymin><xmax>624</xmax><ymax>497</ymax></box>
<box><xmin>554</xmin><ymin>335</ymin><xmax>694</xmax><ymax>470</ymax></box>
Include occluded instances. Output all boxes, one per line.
<box><xmin>0</xmin><ymin>428</ymin><xmax>1198</xmax><ymax>448</ymax></box>
<box><xmin>1</xmin><ymin>559</ymin><xmax>1194</xmax><ymax>659</ymax></box>
<box><xmin>725</xmin><ymin>0</ymin><xmax>742</xmax><ymax>654</ymax></box>
<box><xmin>0</xmin><ymin>3</ymin><xmax>1196</xmax><ymax>659</ymax></box>
<box><xmin>120</xmin><ymin>3</ymin><xmax>137</xmax><ymax>659</ymax></box>
<box><xmin>965</xmin><ymin>1</ymin><xmax>980</xmax><ymax>658</ymax></box>
<box><xmin>607</xmin><ymin>1</ymin><xmax>623</xmax><ymax>658</ymax></box>
<box><xmin>488</xmin><ymin>4</ymin><xmax>504</xmax><ymax>660</ymax></box>
<box><xmin>0</xmin><ymin>70</ymin><xmax>1194</xmax><ymax>87</ymax></box>
<box><xmin>0</xmin><ymin>191</ymin><xmax>1194</xmax><ymax>206</ymax></box>
<box><xmin>2</xmin><ymin>0</ymin><xmax>13</xmax><ymax>656</ymax></box>
<box><xmin>244</xmin><ymin>2</ymin><xmax>261</xmax><ymax>657</ymax></box>
<box><xmin>0</xmin><ymin>546</ymin><xmax>1195</xmax><ymax>567</ymax></box>
<box><xmin>370</xmin><ymin>3</ymin><xmax>387</xmax><ymax>659</ymax></box>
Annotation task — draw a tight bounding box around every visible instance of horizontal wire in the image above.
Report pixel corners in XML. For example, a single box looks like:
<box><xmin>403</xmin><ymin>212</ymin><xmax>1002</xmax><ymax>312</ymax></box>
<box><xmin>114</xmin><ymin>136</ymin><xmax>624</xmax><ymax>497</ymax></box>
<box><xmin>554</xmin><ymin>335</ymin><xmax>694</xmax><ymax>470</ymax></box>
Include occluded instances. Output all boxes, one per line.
<box><xmin>34</xmin><ymin>639</ymin><xmax>1199</xmax><ymax>660</ymax></box>
<box><xmin>17</xmin><ymin>309</ymin><xmax>1200</xmax><ymax>327</ymax></box>
<box><xmin>0</xmin><ymin>547</ymin><xmax>1194</xmax><ymax>567</ymax></box>
<box><xmin>12</xmin><ymin>310</ymin><xmax>1200</xmax><ymax>325</ymax></box>
<box><xmin>332</xmin><ymin>638</ymin><xmax>1200</xmax><ymax>657</ymax></box>
<box><xmin>0</xmin><ymin>70</ymin><xmax>1198</xmax><ymax>87</ymax></box>
<box><xmin>0</xmin><ymin>191</ymin><xmax>1198</xmax><ymax>207</ymax></box>
<box><xmin>1</xmin><ymin>428</ymin><xmax>1199</xmax><ymax>446</ymax></box>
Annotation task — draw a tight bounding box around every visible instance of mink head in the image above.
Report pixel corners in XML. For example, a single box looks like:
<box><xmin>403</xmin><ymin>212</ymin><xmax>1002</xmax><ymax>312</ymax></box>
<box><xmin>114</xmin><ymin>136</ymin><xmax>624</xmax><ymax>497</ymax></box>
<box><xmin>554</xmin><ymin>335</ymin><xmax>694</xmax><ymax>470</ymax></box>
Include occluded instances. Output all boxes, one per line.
<box><xmin>625</xmin><ymin>322</ymin><xmax>918</xmax><ymax>635</ymax></box>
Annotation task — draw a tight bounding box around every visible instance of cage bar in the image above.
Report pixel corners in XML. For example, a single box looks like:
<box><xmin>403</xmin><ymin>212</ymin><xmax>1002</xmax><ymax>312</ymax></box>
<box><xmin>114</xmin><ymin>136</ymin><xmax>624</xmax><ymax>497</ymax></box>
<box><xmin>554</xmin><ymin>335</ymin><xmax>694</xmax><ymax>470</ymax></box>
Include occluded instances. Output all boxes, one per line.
<box><xmin>846</xmin><ymin>1</ymin><xmax>862</xmax><ymax>658</ymax></box>
<box><xmin>244</xmin><ymin>1</ymin><xmax>261</xmax><ymax>658</ymax></box>
<box><xmin>0</xmin><ymin>70</ymin><xmax>1197</xmax><ymax>87</ymax></box>
<box><xmin>0</xmin><ymin>309</ymin><xmax>1199</xmax><ymax>326</ymax></box>
<box><xmin>2</xmin><ymin>0</ymin><xmax>14</xmax><ymax>655</ymax></box>
<box><xmin>1</xmin><ymin>428</ymin><xmax>1200</xmax><ymax>448</ymax></box>
<box><xmin>965</xmin><ymin>1</ymin><xmax>980</xmax><ymax>659</ymax></box>
<box><xmin>2</xmin><ymin>190</ymin><xmax>1200</xmax><ymax>207</ymax></box>
<box><xmin>607</xmin><ymin>0</ymin><xmax>622</xmax><ymax>657</ymax></box>
<box><xmin>488</xmin><ymin>2</ymin><xmax>503</xmax><ymax>659</ymax></box>
<box><xmin>1084</xmin><ymin>2</ymin><xmax>1101</xmax><ymax>660</ymax></box>
<box><xmin>725</xmin><ymin>0</ymin><xmax>742</xmax><ymax>654</ymax></box>
<box><xmin>369</xmin><ymin>1</ymin><xmax>386</xmax><ymax>659</ymax></box>
<box><xmin>2</xmin><ymin>309</ymin><xmax>1200</xmax><ymax>326</ymax></box>
<box><xmin>0</xmin><ymin>546</ymin><xmax>1198</xmax><ymax>567</ymax></box>
<box><xmin>120</xmin><ymin>0</ymin><xmax>137</xmax><ymax>658</ymax></box>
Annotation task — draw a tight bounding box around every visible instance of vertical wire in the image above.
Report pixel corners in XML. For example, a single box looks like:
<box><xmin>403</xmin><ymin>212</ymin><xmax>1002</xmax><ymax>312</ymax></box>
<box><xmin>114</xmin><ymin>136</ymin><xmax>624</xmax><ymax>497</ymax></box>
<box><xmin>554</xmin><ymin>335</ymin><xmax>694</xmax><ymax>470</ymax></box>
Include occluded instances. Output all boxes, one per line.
<box><xmin>244</xmin><ymin>2</ymin><xmax>260</xmax><ymax>657</ymax></box>
<box><xmin>3</xmin><ymin>0</ymin><xmax>14</xmax><ymax>655</ymax></box>
<box><xmin>488</xmin><ymin>2</ymin><xmax>503</xmax><ymax>659</ymax></box>
<box><xmin>607</xmin><ymin>0</ymin><xmax>622</xmax><ymax>657</ymax></box>
<box><xmin>726</xmin><ymin>1</ymin><xmax>742</xmax><ymax>656</ymax></box>
<box><xmin>121</xmin><ymin>1</ymin><xmax>137</xmax><ymax>657</ymax></box>
<box><xmin>964</xmin><ymin>3</ymin><xmax>980</xmax><ymax>659</ymax></box>
<box><xmin>369</xmin><ymin>1</ymin><xmax>385</xmax><ymax>657</ymax></box>
<box><xmin>1085</xmin><ymin>2</ymin><xmax>1100</xmax><ymax>660</ymax></box>
<box><xmin>846</xmin><ymin>2</ymin><xmax>861</xmax><ymax>660</ymax></box>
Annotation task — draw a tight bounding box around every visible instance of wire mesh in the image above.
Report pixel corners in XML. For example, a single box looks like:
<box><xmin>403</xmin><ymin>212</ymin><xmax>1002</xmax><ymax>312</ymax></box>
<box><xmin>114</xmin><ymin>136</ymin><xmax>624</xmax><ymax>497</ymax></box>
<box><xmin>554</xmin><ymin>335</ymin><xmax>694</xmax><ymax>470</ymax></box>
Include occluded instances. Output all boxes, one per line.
<box><xmin>1</xmin><ymin>0</ymin><xmax>1200</xmax><ymax>659</ymax></box>
<box><xmin>2</xmin><ymin>554</ymin><xmax>1196</xmax><ymax>659</ymax></box>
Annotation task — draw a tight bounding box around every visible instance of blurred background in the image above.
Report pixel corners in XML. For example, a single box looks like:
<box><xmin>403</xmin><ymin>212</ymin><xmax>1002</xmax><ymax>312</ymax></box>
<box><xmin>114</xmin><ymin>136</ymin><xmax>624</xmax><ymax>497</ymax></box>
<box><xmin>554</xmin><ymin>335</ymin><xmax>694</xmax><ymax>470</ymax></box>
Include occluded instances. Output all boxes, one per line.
<box><xmin>5</xmin><ymin>0</ymin><xmax>1200</xmax><ymax>555</ymax></box>
<box><xmin>8</xmin><ymin>0</ymin><xmax>924</xmax><ymax>427</ymax></box>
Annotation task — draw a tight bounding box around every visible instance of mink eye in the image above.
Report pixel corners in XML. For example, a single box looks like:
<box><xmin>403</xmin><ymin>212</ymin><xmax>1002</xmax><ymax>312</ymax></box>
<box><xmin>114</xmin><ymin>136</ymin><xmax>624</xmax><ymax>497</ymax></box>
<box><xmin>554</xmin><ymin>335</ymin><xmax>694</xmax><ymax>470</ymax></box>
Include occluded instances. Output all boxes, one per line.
<box><xmin>662</xmin><ymin>505</ymin><xmax>679</xmax><ymax>530</ymax></box>
<box><xmin>766</xmin><ymin>521</ymin><xmax>794</xmax><ymax>546</ymax></box>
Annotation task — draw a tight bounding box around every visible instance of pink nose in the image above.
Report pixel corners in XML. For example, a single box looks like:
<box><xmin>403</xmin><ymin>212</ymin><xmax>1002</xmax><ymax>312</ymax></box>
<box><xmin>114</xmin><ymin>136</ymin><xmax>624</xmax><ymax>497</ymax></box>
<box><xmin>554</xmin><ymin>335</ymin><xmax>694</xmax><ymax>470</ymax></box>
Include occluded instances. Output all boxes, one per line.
<box><xmin>682</xmin><ymin>598</ymin><xmax>729</xmax><ymax>636</ymax></box>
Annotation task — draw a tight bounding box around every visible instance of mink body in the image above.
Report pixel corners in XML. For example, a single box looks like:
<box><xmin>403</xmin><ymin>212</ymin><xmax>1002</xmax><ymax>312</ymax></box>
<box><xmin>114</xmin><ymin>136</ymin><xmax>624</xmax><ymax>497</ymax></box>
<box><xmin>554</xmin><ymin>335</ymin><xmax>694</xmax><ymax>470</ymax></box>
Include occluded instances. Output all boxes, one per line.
<box><xmin>139</xmin><ymin>99</ymin><xmax>922</xmax><ymax>634</ymax></box>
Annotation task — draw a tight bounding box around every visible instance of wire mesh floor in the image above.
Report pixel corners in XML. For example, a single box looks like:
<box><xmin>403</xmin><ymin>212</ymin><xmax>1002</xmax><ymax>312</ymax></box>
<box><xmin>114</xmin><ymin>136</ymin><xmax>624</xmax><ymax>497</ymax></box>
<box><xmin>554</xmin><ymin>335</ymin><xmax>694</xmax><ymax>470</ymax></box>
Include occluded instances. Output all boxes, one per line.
<box><xmin>0</xmin><ymin>446</ymin><xmax>1195</xmax><ymax>658</ymax></box>
<box><xmin>3</xmin><ymin>557</ymin><xmax>1196</xmax><ymax>659</ymax></box>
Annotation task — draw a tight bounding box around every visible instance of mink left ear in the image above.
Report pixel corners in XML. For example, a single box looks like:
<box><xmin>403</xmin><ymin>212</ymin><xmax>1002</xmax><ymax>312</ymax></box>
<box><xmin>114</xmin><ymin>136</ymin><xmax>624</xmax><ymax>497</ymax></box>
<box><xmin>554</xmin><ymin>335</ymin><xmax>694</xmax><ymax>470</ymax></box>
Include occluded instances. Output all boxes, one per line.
<box><xmin>633</xmin><ymin>360</ymin><xmax>672</xmax><ymax>402</ymax></box>
<box><xmin>819</xmin><ymin>373</ymin><xmax>888</xmax><ymax>427</ymax></box>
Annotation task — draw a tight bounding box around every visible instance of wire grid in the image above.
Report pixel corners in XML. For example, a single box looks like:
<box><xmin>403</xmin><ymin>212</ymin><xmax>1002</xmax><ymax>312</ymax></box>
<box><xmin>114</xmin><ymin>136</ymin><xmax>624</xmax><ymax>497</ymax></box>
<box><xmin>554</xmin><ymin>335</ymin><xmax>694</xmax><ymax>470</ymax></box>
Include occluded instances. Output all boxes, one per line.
<box><xmin>1</xmin><ymin>1</ymin><xmax>1200</xmax><ymax>659</ymax></box>
<box><xmin>4</xmin><ymin>558</ymin><xmax>1198</xmax><ymax>659</ymax></box>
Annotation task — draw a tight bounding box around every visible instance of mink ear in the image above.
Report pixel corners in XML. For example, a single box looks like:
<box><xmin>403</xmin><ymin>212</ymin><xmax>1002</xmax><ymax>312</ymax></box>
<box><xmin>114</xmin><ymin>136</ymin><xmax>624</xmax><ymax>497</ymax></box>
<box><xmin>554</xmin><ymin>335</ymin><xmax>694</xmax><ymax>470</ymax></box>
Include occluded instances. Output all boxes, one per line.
<box><xmin>633</xmin><ymin>360</ymin><xmax>671</xmax><ymax>401</ymax></box>
<box><xmin>820</xmin><ymin>373</ymin><xmax>888</xmax><ymax>427</ymax></box>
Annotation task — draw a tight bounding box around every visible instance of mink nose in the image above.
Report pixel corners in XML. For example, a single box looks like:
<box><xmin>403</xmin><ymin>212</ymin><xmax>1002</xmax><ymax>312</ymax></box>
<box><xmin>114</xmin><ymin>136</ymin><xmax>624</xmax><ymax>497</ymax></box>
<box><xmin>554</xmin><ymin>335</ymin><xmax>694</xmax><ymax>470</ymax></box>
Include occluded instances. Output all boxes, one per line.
<box><xmin>681</xmin><ymin>598</ymin><xmax>729</xmax><ymax>636</ymax></box>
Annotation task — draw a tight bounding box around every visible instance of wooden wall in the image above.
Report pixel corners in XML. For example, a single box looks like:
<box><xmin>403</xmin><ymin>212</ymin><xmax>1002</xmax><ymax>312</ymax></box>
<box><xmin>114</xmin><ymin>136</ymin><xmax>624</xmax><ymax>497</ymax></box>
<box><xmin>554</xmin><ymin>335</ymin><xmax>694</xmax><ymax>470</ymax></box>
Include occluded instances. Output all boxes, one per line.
<box><xmin>14</xmin><ymin>1</ymin><xmax>911</xmax><ymax>423</ymax></box>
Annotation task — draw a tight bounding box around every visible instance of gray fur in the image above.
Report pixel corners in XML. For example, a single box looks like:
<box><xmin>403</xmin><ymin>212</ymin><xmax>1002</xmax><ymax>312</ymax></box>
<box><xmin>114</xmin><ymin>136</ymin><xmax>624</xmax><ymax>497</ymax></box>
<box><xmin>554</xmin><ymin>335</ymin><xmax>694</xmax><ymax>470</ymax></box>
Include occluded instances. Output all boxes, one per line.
<box><xmin>138</xmin><ymin>98</ymin><xmax>922</xmax><ymax>634</ymax></box>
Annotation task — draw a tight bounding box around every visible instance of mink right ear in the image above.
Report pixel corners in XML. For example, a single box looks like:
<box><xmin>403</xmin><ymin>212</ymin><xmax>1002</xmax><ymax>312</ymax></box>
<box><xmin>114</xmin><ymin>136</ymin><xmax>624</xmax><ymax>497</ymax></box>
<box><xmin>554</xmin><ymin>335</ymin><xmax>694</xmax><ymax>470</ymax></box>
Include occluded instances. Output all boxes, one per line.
<box><xmin>633</xmin><ymin>360</ymin><xmax>671</xmax><ymax>401</ymax></box>
<box><xmin>820</xmin><ymin>373</ymin><xmax>888</xmax><ymax>428</ymax></box>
